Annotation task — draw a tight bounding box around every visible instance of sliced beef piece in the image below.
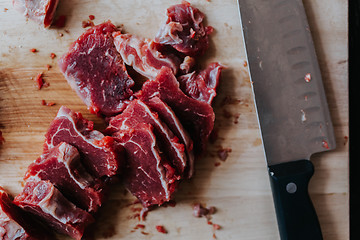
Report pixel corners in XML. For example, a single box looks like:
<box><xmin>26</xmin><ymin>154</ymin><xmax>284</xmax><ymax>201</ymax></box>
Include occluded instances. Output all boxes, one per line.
<box><xmin>106</xmin><ymin>99</ymin><xmax>186</xmax><ymax>176</ymax></box>
<box><xmin>113</xmin><ymin>32</ymin><xmax>181</xmax><ymax>79</ymax></box>
<box><xmin>114</xmin><ymin>124</ymin><xmax>177</xmax><ymax>208</ymax></box>
<box><xmin>0</xmin><ymin>187</ymin><xmax>52</xmax><ymax>240</ymax></box>
<box><xmin>25</xmin><ymin>142</ymin><xmax>105</xmax><ymax>213</ymax></box>
<box><xmin>136</xmin><ymin>67</ymin><xmax>215</xmax><ymax>155</ymax></box>
<box><xmin>178</xmin><ymin>62</ymin><xmax>224</xmax><ymax>105</ymax></box>
<box><xmin>144</xmin><ymin>97</ymin><xmax>195</xmax><ymax>178</ymax></box>
<box><xmin>58</xmin><ymin>21</ymin><xmax>135</xmax><ymax>117</ymax></box>
<box><xmin>14</xmin><ymin>180</ymin><xmax>94</xmax><ymax>240</ymax></box>
<box><xmin>44</xmin><ymin>106</ymin><xmax>125</xmax><ymax>178</ymax></box>
<box><xmin>12</xmin><ymin>0</ymin><xmax>59</xmax><ymax>28</ymax></box>
<box><xmin>155</xmin><ymin>1</ymin><xmax>213</xmax><ymax>57</ymax></box>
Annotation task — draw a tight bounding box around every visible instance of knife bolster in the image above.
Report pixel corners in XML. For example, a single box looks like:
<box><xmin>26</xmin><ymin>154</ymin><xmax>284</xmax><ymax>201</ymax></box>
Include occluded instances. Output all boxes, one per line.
<box><xmin>268</xmin><ymin>160</ymin><xmax>323</xmax><ymax>240</ymax></box>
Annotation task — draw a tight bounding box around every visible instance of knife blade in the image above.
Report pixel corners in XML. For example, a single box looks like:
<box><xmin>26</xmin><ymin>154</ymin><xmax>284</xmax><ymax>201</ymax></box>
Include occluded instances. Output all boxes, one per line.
<box><xmin>237</xmin><ymin>0</ymin><xmax>336</xmax><ymax>239</ymax></box>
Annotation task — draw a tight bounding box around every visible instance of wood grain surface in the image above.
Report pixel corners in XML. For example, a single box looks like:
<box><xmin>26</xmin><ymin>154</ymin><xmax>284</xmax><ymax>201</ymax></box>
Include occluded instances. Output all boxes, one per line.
<box><xmin>0</xmin><ymin>0</ymin><xmax>348</xmax><ymax>239</ymax></box>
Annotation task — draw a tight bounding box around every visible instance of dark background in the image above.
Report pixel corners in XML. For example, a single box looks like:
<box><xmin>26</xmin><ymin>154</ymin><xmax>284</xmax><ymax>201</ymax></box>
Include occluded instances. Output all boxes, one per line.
<box><xmin>349</xmin><ymin>0</ymin><xmax>358</xmax><ymax>239</ymax></box>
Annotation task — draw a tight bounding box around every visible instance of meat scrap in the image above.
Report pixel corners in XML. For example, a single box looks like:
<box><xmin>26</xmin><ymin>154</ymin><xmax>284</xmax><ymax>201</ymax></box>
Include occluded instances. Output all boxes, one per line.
<box><xmin>155</xmin><ymin>1</ymin><xmax>213</xmax><ymax>57</ymax></box>
<box><xmin>193</xmin><ymin>203</ymin><xmax>216</xmax><ymax>218</ymax></box>
<box><xmin>12</xmin><ymin>0</ymin><xmax>60</xmax><ymax>28</ymax></box>
<box><xmin>24</xmin><ymin>142</ymin><xmax>106</xmax><ymax>212</ymax></box>
<box><xmin>113</xmin><ymin>32</ymin><xmax>181</xmax><ymax>79</ymax></box>
<box><xmin>178</xmin><ymin>62</ymin><xmax>225</xmax><ymax>105</ymax></box>
<box><xmin>0</xmin><ymin>187</ymin><xmax>52</xmax><ymax>240</ymax></box>
<box><xmin>113</xmin><ymin>124</ymin><xmax>178</xmax><ymax>208</ymax></box>
<box><xmin>44</xmin><ymin>106</ymin><xmax>125</xmax><ymax>178</ymax></box>
<box><xmin>136</xmin><ymin>67</ymin><xmax>215</xmax><ymax>155</ymax></box>
<box><xmin>58</xmin><ymin>21</ymin><xmax>135</xmax><ymax>117</ymax></box>
<box><xmin>14</xmin><ymin>180</ymin><xmax>94</xmax><ymax>240</ymax></box>
<box><xmin>106</xmin><ymin>99</ymin><xmax>187</xmax><ymax>177</ymax></box>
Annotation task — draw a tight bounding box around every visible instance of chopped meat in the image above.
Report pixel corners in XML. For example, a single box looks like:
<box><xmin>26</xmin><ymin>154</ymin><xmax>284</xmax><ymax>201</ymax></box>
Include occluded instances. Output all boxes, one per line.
<box><xmin>44</xmin><ymin>106</ymin><xmax>125</xmax><ymax>178</ymax></box>
<box><xmin>177</xmin><ymin>62</ymin><xmax>224</xmax><ymax>105</ymax></box>
<box><xmin>24</xmin><ymin>142</ymin><xmax>106</xmax><ymax>212</ymax></box>
<box><xmin>155</xmin><ymin>225</ymin><xmax>167</xmax><ymax>234</ymax></box>
<box><xmin>113</xmin><ymin>32</ymin><xmax>181</xmax><ymax>79</ymax></box>
<box><xmin>136</xmin><ymin>67</ymin><xmax>215</xmax><ymax>155</ymax></box>
<box><xmin>12</xmin><ymin>0</ymin><xmax>59</xmax><ymax>28</ymax></box>
<box><xmin>0</xmin><ymin>187</ymin><xmax>52</xmax><ymax>240</ymax></box>
<box><xmin>193</xmin><ymin>203</ymin><xmax>216</xmax><ymax>218</ymax></box>
<box><xmin>114</xmin><ymin>124</ymin><xmax>178</xmax><ymax>208</ymax></box>
<box><xmin>106</xmin><ymin>99</ymin><xmax>186</xmax><ymax>177</ymax></box>
<box><xmin>155</xmin><ymin>1</ymin><xmax>213</xmax><ymax>57</ymax></box>
<box><xmin>144</xmin><ymin>97</ymin><xmax>195</xmax><ymax>178</ymax></box>
<box><xmin>58</xmin><ymin>21</ymin><xmax>135</xmax><ymax>117</ymax></box>
<box><xmin>14</xmin><ymin>180</ymin><xmax>94</xmax><ymax>240</ymax></box>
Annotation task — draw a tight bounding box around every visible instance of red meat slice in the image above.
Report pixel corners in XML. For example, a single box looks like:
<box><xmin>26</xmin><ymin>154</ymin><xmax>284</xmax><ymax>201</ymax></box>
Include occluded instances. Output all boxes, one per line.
<box><xmin>14</xmin><ymin>180</ymin><xmax>94</xmax><ymax>240</ymax></box>
<box><xmin>58</xmin><ymin>21</ymin><xmax>134</xmax><ymax>117</ymax></box>
<box><xmin>177</xmin><ymin>62</ymin><xmax>224</xmax><ymax>105</ymax></box>
<box><xmin>0</xmin><ymin>187</ymin><xmax>52</xmax><ymax>240</ymax></box>
<box><xmin>12</xmin><ymin>0</ymin><xmax>59</xmax><ymax>28</ymax></box>
<box><xmin>113</xmin><ymin>32</ymin><xmax>181</xmax><ymax>79</ymax></box>
<box><xmin>144</xmin><ymin>97</ymin><xmax>195</xmax><ymax>178</ymax></box>
<box><xmin>155</xmin><ymin>1</ymin><xmax>213</xmax><ymax>57</ymax></box>
<box><xmin>136</xmin><ymin>67</ymin><xmax>215</xmax><ymax>155</ymax></box>
<box><xmin>24</xmin><ymin>142</ymin><xmax>105</xmax><ymax>212</ymax></box>
<box><xmin>106</xmin><ymin>99</ymin><xmax>186</xmax><ymax>176</ymax></box>
<box><xmin>114</xmin><ymin>124</ymin><xmax>177</xmax><ymax>208</ymax></box>
<box><xmin>44</xmin><ymin>106</ymin><xmax>125</xmax><ymax>178</ymax></box>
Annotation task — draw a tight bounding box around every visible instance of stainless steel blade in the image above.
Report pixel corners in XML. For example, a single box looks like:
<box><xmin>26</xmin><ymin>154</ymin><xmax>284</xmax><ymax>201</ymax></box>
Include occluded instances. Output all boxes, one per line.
<box><xmin>237</xmin><ymin>0</ymin><xmax>336</xmax><ymax>166</ymax></box>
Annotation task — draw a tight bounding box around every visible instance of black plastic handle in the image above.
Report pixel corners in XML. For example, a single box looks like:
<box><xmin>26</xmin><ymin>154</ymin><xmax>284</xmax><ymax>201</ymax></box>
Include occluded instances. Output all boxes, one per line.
<box><xmin>268</xmin><ymin>160</ymin><xmax>323</xmax><ymax>240</ymax></box>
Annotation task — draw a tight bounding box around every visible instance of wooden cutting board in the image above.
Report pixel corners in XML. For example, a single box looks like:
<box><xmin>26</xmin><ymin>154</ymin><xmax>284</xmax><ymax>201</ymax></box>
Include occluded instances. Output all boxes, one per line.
<box><xmin>0</xmin><ymin>0</ymin><xmax>349</xmax><ymax>239</ymax></box>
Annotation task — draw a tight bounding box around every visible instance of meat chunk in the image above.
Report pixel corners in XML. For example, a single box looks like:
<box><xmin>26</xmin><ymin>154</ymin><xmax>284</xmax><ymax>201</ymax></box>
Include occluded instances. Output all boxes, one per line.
<box><xmin>114</xmin><ymin>124</ymin><xmax>178</xmax><ymax>207</ymax></box>
<box><xmin>25</xmin><ymin>142</ymin><xmax>105</xmax><ymax>212</ymax></box>
<box><xmin>144</xmin><ymin>97</ymin><xmax>195</xmax><ymax>178</ymax></box>
<box><xmin>177</xmin><ymin>62</ymin><xmax>224</xmax><ymax>105</ymax></box>
<box><xmin>136</xmin><ymin>67</ymin><xmax>215</xmax><ymax>155</ymax></box>
<box><xmin>58</xmin><ymin>21</ymin><xmax>135</xmax><ymax>117</ymax></box>
<box><xmin>14</xmin><ymin>180</ymin><xmax>94</xmax><ymax>240</ymax></box>
<box><xmin>12</xmin><ymin>0</ymin><xmax>59</xmax><ymax>28</ymax></box>
<box><xmin>155</xmin><ymin>1</ymin><xmax>213</xmax><ymax>57</ymax></box>
<box><xmin>113</xmin><ymin>32</ymin><xmax>181</xmax><ymax>79</ymax></box>
<box><xmin>0</xmin><ymin>187</ymin><xmax>52</xmax><ymax>240</ymax></box>
<box><xmin>44</xmin><ymin>106</ymin><xmax>125</xmax><ymax>178</ymax></box>
<box><xmin>106</xmin><ymin>99</ymin><xmax>186</xmax><ymax>176</ymax></box>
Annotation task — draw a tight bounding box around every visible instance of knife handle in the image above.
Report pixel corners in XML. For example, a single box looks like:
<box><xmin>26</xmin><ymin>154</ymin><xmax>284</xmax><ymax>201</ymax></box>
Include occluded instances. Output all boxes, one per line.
<box><xmin>268</xmin><ymin>160</ymin><xmax>323</xmax><ymax>240</ymax></box>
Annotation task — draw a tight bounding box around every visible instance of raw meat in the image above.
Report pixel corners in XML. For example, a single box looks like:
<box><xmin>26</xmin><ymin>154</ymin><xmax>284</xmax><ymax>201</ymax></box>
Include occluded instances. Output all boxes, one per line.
<box><xmin>14</xmin><ymin>180</ymin><xmax>94</xmax><ymax>240</ymax></box>
<box><xmin>44</xmin><ymin>106</ymin><xmax>125</xmax><ymax>178</ymax></box>
<box><xmin>144</xmin><ymin>97</ymin><xmax>195</xmax><ymax>178</ymax></box>
<box><xmin>113</xmin><ymin>124</ymin><xmax>178</xmax><ymax>208</ymax></box>
<box><xmin>155</xmin><ymin>1</ymin><xmax>213</xmax><ymax>57</ymax></box>
<box><xmin>58</xmin><ymin>21</ymin><xmax>135</xmax><ymax>117</ymax></box>
<box><xmin>12</xmin><ymin>0</ymin><xmax>59</xmax><ymax>28</ymax></box>
<box><xmin>136</xmin><ymin>67</ymin><xmax>215</xmax><ymax>155</ymax></box>
<box><xmin>177</xmin><ymin>62</ymin><xmax>224</xmax><ymax>105</ymax></box>
<box><xmin>24</xmin><ymin>142</ymin><xmax>105</xmax><ymax>212</ymax></box>
<box><xmin>0</xmin><ymin>187</ymin><xmax>52</xmax><ymax>240</ymax></box>
<box><xmin>113</xmin><ymin>32</ymin><xmax>181</xmax><ymax>79</ymax></box>
<box><xmin>106</xmin><ymin>99</ymin><xmax>187</xmax><ymax>176</ymax></box>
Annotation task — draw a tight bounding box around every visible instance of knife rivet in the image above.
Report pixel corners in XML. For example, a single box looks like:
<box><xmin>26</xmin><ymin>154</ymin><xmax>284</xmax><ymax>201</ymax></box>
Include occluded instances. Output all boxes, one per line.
<box><xmin>286</xmin><ymin>182</ymin><xmax>297</xmax><ymax>194</ymax></box>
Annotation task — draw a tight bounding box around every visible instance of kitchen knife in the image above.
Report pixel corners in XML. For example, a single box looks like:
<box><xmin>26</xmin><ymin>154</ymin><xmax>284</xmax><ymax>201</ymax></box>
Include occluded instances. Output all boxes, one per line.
<box><xmin>237</xmin><ymin>0</ymin><xmax>336</xmax><ymax>239</ymax></box>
